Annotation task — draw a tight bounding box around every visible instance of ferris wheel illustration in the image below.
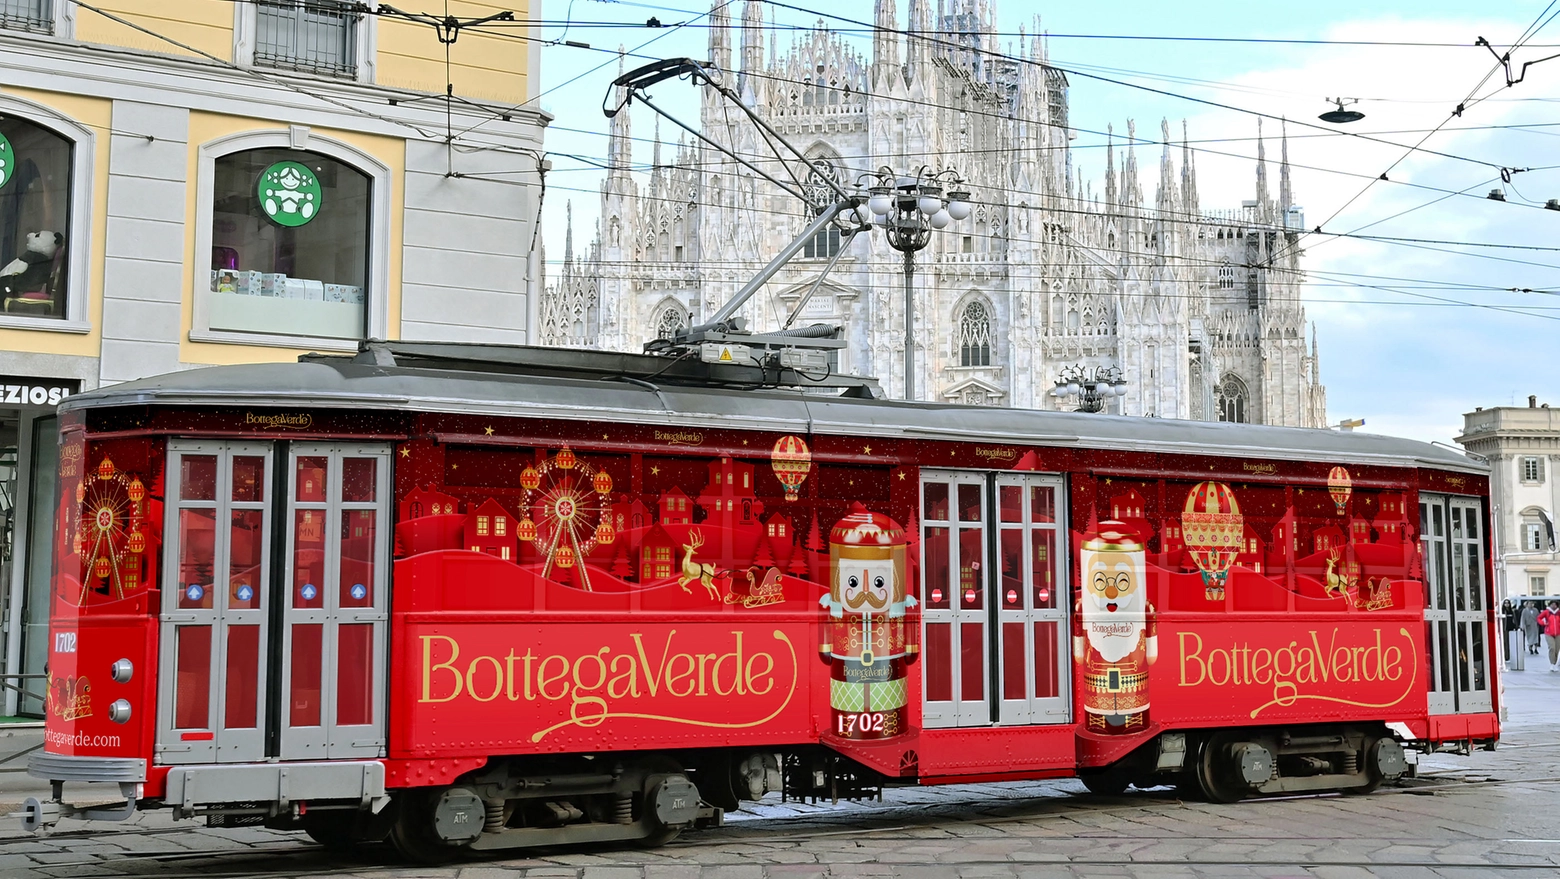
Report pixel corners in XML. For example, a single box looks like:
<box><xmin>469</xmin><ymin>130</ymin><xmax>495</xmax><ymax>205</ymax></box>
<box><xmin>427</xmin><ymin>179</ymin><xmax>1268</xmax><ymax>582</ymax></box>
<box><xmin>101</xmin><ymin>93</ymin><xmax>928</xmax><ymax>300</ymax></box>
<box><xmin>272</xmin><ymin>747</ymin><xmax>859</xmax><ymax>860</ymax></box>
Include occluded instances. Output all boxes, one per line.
<box><xmin>518</xmin><ymin>446</ymin><xmax>616</xmax><ymax>591</ymax></box>
<box><xmin>74</xmin><ymin>457</ymin><xmax>149</xmax><ymax>602</ymax></box>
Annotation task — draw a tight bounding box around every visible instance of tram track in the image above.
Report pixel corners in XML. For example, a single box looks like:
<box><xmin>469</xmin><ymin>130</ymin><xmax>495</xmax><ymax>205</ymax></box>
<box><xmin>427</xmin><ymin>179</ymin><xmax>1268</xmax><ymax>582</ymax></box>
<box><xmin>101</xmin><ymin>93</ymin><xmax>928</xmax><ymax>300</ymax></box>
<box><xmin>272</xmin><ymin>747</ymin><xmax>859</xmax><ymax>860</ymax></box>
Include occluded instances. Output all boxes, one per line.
<box><xmin>42</xmin><ymin>773</ymin><xmax>1560</xmax><ymax>878</ymax></box>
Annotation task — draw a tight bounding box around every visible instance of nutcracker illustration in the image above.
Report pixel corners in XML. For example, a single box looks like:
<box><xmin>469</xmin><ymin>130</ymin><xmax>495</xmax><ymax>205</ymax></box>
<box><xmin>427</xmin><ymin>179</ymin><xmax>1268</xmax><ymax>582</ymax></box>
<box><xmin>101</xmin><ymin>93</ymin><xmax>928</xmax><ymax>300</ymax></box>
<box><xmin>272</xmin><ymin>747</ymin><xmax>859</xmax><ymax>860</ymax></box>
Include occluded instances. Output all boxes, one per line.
<box><xmin>1073</xmin><ymin>521</ymin><xmax>1157</xmax><ymax>734</ymax></box>
<box><xmin>819</xmin><ymin>503</ymin><xmax>918</xmax><ymax>739</ymax></box>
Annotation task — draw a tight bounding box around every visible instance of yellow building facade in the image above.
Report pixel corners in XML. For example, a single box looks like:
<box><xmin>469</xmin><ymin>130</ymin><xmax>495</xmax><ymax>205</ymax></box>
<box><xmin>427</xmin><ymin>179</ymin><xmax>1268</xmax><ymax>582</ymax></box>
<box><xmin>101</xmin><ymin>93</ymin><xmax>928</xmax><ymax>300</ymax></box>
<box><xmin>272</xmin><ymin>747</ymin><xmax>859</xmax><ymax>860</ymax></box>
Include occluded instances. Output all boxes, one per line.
<box><xmin>0</xmin><ymin>1</ymin><xmax>548</xmax><ymax>715</ymax></box>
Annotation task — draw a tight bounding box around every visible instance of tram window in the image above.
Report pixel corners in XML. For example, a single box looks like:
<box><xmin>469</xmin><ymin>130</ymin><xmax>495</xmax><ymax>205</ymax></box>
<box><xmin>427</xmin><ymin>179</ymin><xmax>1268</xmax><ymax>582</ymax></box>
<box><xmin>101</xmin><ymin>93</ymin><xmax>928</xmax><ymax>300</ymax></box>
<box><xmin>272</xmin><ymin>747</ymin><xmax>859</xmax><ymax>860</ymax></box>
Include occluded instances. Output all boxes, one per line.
<box><xmin>0</xmin><ymin>116</ymin><xmax>73</xmax><ymax>320</ymax></box>
<box><xmin>208</xmin><ymin>148</ymin><xmax>370</xmax><ymax>340</ymax></box>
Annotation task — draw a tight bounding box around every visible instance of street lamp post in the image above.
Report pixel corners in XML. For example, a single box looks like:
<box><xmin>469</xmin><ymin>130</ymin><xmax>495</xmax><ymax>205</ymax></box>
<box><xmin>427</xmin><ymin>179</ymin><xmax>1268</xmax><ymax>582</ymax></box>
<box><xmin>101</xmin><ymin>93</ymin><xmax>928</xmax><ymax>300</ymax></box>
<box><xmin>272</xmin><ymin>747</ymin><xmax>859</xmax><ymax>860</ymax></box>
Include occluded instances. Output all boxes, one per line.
<box><xmin>1050</xmin><ymin>365</ymin><xmax>1128</xmax><ymax>413</ymax></box>
<box><xmin>856</xmin><ymin>168</ymin><xmax>971</xmax><ymax>401</ymax></box>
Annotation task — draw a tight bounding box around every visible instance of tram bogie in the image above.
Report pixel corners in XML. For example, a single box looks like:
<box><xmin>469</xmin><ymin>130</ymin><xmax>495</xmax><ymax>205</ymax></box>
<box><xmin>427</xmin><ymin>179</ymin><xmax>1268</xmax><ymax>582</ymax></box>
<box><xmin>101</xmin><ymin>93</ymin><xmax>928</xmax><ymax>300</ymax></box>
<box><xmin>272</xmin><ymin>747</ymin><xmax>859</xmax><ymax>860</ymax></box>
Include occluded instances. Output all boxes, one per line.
<box><xmin>21</xmin><ymin>342</ymin><xmax>1500</xmax><ymax>854</ymax></box>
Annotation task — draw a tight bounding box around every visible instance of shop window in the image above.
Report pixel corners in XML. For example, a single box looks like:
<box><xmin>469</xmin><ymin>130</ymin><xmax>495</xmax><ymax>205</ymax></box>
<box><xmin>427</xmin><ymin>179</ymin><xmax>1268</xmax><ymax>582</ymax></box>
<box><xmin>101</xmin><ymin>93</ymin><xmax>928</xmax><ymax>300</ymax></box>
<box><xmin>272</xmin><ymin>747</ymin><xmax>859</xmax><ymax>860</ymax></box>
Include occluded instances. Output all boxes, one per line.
<box><xmin>0</xmin><ymin>117</ymin><xmax>72</xmax><ymax>319</ymax></box>
<box><xmin>254</xmin><ymin>0</ymin><xmax>361</xmax><ymax>78</ymax></box>
<box><xmin>206</xmin><ymin>147</ymin><xmax>370</xmax><ymax>340</ymax></box>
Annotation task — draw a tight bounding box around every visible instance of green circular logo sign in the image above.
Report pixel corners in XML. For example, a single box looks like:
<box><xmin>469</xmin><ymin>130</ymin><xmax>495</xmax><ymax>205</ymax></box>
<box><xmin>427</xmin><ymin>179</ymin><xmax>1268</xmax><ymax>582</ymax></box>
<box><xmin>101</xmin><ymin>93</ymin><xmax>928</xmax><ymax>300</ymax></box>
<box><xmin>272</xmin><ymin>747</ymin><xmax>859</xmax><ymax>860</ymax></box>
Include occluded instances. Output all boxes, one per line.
<box><xmin>0</xmin><ymin>132</ymin><xmax>13</xmax><ymax>190</ymax></box>
<box><xmin>258</xmin><ymin>161</ymin><xmax>322</xmax><ymax>227</ymax></box>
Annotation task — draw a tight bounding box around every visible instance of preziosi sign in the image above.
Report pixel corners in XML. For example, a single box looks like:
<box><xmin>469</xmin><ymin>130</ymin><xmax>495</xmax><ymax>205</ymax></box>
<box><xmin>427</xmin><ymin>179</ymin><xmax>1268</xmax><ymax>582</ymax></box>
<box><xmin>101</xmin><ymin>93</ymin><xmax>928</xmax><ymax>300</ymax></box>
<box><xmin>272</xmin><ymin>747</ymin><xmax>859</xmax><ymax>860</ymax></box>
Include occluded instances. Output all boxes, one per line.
<box><xmin>0</xmin><ymin>376</ymin><xmax>76</xmax><ymax>407</ymax></box>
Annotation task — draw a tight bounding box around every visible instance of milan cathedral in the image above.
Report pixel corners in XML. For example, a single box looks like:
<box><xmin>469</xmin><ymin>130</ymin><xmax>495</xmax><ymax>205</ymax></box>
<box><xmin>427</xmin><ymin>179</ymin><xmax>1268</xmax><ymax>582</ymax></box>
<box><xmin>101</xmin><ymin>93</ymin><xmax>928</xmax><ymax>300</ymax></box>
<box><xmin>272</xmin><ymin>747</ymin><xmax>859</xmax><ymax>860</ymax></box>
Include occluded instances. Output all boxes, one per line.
<box><xmin>541</xmin><ymin>0</ymin><xmax>1327</xmax><ymax>426</ymax></box>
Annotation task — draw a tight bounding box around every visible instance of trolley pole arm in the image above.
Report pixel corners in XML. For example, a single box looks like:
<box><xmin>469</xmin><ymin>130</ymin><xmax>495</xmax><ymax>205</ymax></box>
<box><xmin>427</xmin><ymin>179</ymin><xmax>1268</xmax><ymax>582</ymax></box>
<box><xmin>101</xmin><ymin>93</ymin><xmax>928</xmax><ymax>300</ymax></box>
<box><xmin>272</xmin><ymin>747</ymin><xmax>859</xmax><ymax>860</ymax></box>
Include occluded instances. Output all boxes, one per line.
<box><xmin>607</xmin><ymin>58</ymin><xmax>854</xmax><ymax>208</ymax></box>
<box><xmin>697</xmin><ymin>200</ymin><xmax>853</xmax><ymax>335</ymax></box>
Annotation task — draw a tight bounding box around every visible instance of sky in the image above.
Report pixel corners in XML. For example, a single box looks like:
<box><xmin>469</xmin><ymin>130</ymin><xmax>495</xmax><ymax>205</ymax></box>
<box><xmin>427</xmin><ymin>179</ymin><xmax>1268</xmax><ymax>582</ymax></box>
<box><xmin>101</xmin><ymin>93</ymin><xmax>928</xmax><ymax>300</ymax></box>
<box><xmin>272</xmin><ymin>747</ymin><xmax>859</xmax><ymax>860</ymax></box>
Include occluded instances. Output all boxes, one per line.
<box><xmin>526</xmin><ymin>0</ymin><xmax>1560</xmax><ymax>446</ymax></box>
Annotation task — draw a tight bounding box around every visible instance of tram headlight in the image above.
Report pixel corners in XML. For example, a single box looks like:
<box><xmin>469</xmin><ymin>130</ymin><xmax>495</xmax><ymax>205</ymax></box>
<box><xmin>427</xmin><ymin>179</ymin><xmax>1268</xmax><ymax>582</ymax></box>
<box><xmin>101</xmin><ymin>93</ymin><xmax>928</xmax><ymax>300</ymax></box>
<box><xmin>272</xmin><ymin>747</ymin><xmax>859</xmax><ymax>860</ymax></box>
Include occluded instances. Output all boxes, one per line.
<box><xmin>111</xmin><ymin>658</ymin><xmax>133</xmax><ymax>684</ymax></box>
<box><xmin>108</xmin><ymin>699</ymin><xmax>132</xmax><ymax>724</ymax></box>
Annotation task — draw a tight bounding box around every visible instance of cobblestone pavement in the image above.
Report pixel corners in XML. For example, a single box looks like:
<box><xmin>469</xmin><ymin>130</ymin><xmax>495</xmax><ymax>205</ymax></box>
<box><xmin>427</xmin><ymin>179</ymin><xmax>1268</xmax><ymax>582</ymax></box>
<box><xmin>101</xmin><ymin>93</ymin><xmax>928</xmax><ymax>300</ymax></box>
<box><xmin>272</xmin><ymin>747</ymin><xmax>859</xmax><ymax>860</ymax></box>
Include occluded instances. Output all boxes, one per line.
<box><xmin>0</xmin><ymin>666</ymin><xmax>1555</xmax><ymax>878</ymax></box>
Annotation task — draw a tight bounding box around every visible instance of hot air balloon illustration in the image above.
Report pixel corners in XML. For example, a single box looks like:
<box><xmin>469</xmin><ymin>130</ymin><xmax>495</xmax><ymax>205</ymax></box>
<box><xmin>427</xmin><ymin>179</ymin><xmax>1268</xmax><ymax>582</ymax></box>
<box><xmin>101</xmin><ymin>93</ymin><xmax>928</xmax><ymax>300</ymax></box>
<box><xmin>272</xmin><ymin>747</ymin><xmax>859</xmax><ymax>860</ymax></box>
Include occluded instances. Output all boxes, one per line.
<box><xmin>1181</xmin><ymin>481</ymin><xmax>1244</xmax><ymax>601</ymax></box>
<box><xmin>770</xmin><ymin>435</ymin><xmax>812</xmax><ymax>502</ymax></box>
<box><xmin>1327</xmin><ymin>466</ymin><xmax>1352</xmax><ymax>516</ymax></box>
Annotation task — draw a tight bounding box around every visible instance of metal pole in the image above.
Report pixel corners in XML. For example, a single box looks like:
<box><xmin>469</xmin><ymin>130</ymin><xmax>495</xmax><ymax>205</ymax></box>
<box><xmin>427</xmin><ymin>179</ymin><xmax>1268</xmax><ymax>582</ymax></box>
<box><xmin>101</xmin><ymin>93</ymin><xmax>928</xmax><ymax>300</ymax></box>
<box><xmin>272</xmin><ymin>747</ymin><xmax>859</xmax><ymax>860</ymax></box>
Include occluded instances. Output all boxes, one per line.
<box><xmin>903</xmin><ymin>247</ymin><xmax>915</xmax><ymax>401</ymax></box>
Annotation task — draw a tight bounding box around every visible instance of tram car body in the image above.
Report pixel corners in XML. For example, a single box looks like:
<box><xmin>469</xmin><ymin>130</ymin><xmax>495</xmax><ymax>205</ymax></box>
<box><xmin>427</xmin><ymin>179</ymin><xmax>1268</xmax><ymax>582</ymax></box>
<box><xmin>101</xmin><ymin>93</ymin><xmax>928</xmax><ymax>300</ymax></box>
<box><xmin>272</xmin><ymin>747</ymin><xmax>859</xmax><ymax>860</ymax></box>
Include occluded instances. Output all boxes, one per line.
<box><xmin>25</xmin><ymin>342</ymin><xmax>1499</xmax><ymax>856</ymax></box>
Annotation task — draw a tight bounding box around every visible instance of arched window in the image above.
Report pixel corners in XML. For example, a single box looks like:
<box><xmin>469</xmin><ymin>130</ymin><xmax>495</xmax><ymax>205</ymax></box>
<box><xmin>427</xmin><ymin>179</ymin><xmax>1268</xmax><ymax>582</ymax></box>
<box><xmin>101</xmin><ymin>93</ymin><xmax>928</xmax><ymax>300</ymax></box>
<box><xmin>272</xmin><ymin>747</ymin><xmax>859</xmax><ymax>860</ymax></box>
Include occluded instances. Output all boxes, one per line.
<box><xmin>1217</xmin><ymin>373</ymin><xmax>1248</xmax><ymax>424</ymax></box>
<box><xmin>205</xmin><ymin>147</ymin><xmax>371</xmax><ymax>340</ymax></box>
<box><xmin>0</xmin><ymin>117</ymin><xmax>74</xmax><ymax>319</ymax></box>
<box><xmin>1218</xmin><ymin>260</ymin><xmax>1235</xmax><ymax>290</ymax></box>
<box><xmin>654</xmin><ymin>303</ymin><xmax>687</xmax><ymax>340</ymax></box>
<box><xmin>801</xmin><ymin>156</ymin><xmax>844</xmax><ymax>259</ymax></box>
<box><xmin>957</xmin><ymin>300</ymin><xmax>991</xmax><ymax>367</ymax></box>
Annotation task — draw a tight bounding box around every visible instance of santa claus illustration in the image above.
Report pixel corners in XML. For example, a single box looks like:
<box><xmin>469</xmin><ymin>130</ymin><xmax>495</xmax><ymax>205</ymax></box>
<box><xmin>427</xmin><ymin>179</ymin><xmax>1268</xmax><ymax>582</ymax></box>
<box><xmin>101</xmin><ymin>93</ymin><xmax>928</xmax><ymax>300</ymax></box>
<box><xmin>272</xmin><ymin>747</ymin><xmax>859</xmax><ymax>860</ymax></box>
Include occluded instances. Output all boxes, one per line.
<box><xmin>819</xmin><ymin>503</ymin><xmax>917</xmax><ymax>740</ymax></box>
<box><xmin>1073</xmin><ymin>521</ymin><xmax>1156</xmax><ymax>734</ymax></box>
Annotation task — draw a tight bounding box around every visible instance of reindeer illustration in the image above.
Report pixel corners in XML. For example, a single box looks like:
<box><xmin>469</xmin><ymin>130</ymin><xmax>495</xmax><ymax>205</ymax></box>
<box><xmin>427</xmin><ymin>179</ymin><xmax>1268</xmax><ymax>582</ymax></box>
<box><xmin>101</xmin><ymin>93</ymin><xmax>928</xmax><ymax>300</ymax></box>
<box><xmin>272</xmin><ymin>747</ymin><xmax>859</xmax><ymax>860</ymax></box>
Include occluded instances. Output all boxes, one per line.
<box><xmin>1323</xmin><ymin>550</ymin><xmax>1357</xmax><ymax>598</ymax></box>
<box><xmin>678</xmin><ymin>530</ymin><xmax>721</xmax><ymax>600</ymax></box>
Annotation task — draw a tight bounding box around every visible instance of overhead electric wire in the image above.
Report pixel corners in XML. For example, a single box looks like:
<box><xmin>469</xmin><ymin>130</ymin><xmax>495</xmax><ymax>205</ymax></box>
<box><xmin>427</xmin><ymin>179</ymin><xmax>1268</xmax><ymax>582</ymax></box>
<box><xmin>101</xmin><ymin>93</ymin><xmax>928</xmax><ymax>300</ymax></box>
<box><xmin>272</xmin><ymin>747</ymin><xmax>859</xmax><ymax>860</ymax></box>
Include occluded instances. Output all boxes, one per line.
<box><xmin>532</xmin><ymin>179</ymin><xmax>1560</xmax><ymax>314</ymax></box>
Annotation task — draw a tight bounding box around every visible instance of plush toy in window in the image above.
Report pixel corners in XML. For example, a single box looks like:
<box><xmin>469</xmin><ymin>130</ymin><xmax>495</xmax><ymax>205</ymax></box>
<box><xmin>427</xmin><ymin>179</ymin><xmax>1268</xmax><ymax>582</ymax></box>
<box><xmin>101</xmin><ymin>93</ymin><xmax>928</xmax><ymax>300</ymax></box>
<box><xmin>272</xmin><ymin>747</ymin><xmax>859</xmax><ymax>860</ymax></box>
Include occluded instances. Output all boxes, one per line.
<box><xmin>1</xmin><ymin>231</ymin><xmax>64</xmax><ymax>297</ymax></box>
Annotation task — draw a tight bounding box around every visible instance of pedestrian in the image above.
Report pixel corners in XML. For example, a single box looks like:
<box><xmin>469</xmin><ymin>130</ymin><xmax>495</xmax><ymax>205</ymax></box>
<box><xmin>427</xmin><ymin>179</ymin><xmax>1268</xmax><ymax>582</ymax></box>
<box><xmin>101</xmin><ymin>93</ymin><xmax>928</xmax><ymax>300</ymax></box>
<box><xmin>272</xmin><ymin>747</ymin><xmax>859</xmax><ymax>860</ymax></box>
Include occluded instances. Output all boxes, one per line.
<box><xmin>1522</xmin><ymin>600</ymin><xmax>1542</xmax><ymax>655</ymax></box>
<box><xmin>1538</xmin><ymin>600</ymin><xmax>1560</xmax><ymax>672</ymax></box>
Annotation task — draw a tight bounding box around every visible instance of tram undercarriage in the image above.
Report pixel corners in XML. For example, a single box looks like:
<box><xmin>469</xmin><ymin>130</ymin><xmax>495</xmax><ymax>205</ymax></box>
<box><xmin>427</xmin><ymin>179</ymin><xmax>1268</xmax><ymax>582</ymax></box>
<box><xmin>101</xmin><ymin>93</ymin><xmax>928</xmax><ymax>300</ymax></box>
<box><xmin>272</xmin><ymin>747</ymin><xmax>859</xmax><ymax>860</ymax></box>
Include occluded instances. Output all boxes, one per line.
<box><xmin>1081</xmin><ymin>724</ymin><xmax>1414</xmax><ymax>802</ymax></box>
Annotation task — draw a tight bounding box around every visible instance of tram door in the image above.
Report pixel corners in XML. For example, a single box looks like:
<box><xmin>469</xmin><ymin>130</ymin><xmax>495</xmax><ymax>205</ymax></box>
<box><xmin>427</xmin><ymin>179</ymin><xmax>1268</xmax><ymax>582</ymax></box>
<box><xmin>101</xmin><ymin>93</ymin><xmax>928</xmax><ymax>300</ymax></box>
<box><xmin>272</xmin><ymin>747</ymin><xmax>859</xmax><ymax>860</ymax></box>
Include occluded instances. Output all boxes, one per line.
<box><xmin>157</xmin><ymin>441</ymin><xmax>390</xmax><ymax>765</ymax></box>
<box><xmin>279</xmin><ymin>443</ymin><xmax>391</xmax><ymax>760</ymax></box>
<box><xmin>1420</xmin><ymin>493</ymin><xmax>1493</xmax><ymax>715</ymax></box>
<box><xmin>157</xmin><ymin>442</ymin><xmax>274</xmax><ymax>764</ymax></box>
<box><xmin>920</xmin><ymin>470</ymin><xmax>1071</xmax><ymax>728</ymax></box>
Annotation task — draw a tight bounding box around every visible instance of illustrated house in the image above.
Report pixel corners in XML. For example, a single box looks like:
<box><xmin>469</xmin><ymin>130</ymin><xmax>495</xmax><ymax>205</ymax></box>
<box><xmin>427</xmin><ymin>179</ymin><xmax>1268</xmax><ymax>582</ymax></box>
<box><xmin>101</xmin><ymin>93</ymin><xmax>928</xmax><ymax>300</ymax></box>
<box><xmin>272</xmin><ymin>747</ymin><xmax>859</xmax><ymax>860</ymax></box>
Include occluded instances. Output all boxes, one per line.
<box><xmin>1373</xmin><ymin>493</ymin><xmax>1409</xmax><ymax>545</ymax></box>
<box><xmin>401</xmin><ymin>485</ymin><xmax>459</xmax><ymax>520</ymax></box>
<box><xmin>697</xmin><ymin>456</ymin><xmax>764</xmax><ymax>528</ymax></box>
<box><xmin>639</xmin><ymin>524</ymin><xmax>679</xmax><ymax>582</ymax></box>
<box><xmin>1268</xmin><ymin>508</ymin><xmax>1299</xmax><ymax>571</ymax></box>
<box><xmin>1108</xmin><ymin>489</ymin><xmax>1154</xmax><ymax>548</ymax></box>
<box><xmin>610</xmin><ymin>497</ymin><xmax>652</xmax><ymax>533</ymax></box>
<box><xmin>464</xmin><ymin>498</ymin><xmax>515</xmax><ymax>561</ymax></box>
<box><xmin>1236</xmin><ymin>524</ymin><xmax>1266</xmax><ymax>574</ymax></box>
<box><xmin>1313</xmin><ymin>524</ymin><xmax>1347</xmax><ymax>555</ymax></box>
<box><xmin>1349</xmin><ymin>515</ymin><xmax>1374</xmax><ymax>545</ymax></box>
<box><xmin>658</xmin><ymin>488</ymin><xmax>694</xmax><ymax>525</ymax></box>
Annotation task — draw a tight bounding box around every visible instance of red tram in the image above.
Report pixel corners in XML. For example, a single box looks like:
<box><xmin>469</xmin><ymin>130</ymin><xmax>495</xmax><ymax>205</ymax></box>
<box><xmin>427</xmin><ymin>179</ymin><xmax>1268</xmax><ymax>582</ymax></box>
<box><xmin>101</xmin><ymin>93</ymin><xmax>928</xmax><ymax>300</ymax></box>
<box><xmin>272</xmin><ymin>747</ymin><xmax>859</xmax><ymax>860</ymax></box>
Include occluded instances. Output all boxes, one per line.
<box><xmin>24</xmin><ymin>342</ymin><xmax>1498</xmax><ymax>858</ymax></box>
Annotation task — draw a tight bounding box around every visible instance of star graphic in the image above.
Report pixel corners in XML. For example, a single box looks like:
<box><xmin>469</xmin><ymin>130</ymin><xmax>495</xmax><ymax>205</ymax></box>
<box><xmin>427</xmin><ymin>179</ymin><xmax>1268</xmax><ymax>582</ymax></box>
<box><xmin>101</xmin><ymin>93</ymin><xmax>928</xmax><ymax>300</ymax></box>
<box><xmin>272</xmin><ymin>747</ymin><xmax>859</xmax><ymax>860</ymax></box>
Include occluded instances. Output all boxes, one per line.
<box><xmin>399</xmin><ymin>447</ymin><xmax>410</xmax><ymax>458</ymax></box>
<box><xmin>898</xmin><ymin>471</ymin><xmax>906</xmax><ymax>481</ymax></box>
<box><xmin>451</xmin><ymin>463</ymin><xmax>458</xmax><ymax>471</ymax></box>
<box><xmin>484</xmin><ymin>426</ymin><xmax>495</xmax><ymax>436</ymax></box>
<box><xmin>742</xmin><ymin>439</ymin><xmax>749</xmax><ymax>446</ymax></box>
<box><xmin>863</xmin><ymin>445</ymin><xmax>872</xmax><ymax>455</ymax></box>
<box><xmin>603</xmin><ymin>433</ymin><xmax>609</xmax><ymax>440</ymax></box>
<box><xmin>651</xmin><ymin>466</ymin><xmax>661</xmax><ymax>476</ymax></box>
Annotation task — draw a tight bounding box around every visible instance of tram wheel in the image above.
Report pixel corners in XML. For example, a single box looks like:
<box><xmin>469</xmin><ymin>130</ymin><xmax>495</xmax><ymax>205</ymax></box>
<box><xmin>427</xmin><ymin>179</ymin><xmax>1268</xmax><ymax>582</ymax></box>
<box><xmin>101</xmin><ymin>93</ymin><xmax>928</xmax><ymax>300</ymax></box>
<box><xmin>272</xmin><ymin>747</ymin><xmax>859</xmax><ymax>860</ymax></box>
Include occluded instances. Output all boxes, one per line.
<box><xmin>302</xmin><ymin>811</ymin><xmax>363</xmax><ymax>852</ymax></box>
<box><xmin>1195</xmin><ymin>733</ymin><xmax>1248</xmax><ymax>804</ymax></box>
<box><xmin>636</xmin><ymin>825</ymin><xmax>682</xmax><ymax>848</ymax></box>
<box><xmin>1078</xmin><ymin>767</ymin><xmax>1131</xmax><ymax>796</ymax></box>
<box><xmin>387</xmin><ymin>790</ymin><xmax>466</xmax><ymax>865</ymax></box>
<box><xmin>1342</xmin><ymin>736</ymin><xmax>1386</xmax><ymax>795</ymax></box>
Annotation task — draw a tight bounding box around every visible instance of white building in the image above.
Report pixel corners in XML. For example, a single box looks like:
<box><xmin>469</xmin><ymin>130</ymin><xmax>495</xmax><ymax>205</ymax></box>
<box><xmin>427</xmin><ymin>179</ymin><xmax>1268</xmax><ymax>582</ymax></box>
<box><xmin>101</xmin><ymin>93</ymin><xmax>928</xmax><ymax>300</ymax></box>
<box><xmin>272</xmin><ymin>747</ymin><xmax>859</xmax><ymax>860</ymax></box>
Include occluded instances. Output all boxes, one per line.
<box><xmin>543</xmin><ymin>0</ymin><xmax>1326</xmax><ymax>426</ymax></box>
<box><xmin>1457</xmin><ymin>396</ymin><xmax>1560</xmax><ymax>600</ymax></box>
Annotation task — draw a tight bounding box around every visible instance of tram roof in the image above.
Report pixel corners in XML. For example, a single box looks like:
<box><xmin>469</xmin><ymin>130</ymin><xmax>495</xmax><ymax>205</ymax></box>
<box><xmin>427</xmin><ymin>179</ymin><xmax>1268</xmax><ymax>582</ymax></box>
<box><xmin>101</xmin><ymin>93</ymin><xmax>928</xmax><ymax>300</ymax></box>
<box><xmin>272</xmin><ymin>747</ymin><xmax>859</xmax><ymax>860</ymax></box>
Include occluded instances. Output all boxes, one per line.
<box><xmin>63</xmin><ymin>341</ymin><xmax>1485</xmax><ymax>476</ymax></box>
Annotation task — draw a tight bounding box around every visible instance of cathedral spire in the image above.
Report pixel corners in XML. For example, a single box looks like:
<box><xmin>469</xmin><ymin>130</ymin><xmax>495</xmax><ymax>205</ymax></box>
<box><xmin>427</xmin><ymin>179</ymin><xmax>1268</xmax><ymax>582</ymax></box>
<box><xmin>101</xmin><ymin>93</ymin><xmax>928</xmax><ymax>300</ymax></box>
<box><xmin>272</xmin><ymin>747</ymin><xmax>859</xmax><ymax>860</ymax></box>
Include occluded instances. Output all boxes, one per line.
<box><xmin>1181</xmin><ymin>119</ymin><xmax>1198</xmax><ymax>215</ymax></box>
<box><xmin>1279</xmin><ymin>118</ymin><xmax>1292</xmax><ymax>215</ymax></box>
<box><xmin>1255</xmin><ymin>118</ymin><xmax>1269</xmax><ymax>208</ymax></box>
<box><xmin>1157</xmin><ymin>117</ymin><xmax>1176</xmax><ymax>217</ymax></box>
<box><xmin>564</xmin><ymin>200</ymin><xmax>574</xmax><ymax>267</ymax></box>
<box><xmin>1124</xmin><ymin>119</ymin><xmax>1140</xmax><ymax>209</ymax></box>
<box><xmin>907</xmin><ymin>0</ymin><xmax>933</xmax><ymax>71</ymax></box>
<box><xmin>1105</xmin><ymin>124</ymin><xmax>1117</xmax><ymax>209</ymax></box>
<box><xmin>607</xmin><ymin>50</ymin><xmax>632</xmax><ymax>177</ymax></box>
<box><xmin>741</xmin><ymin>1</ymin><xmax>764</xmax><ymax>80</ymax></box>
<box><xmin>873</xmin><ymin>0</ymin><xmax>901</xmax><ymax>88</ymax></box>
<box><xmin>708</xmin><ymin>1</ymin><xmax>731</xmax><ymax>72</ymax></box>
